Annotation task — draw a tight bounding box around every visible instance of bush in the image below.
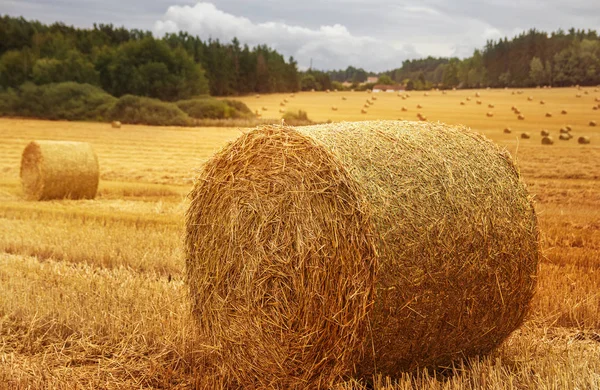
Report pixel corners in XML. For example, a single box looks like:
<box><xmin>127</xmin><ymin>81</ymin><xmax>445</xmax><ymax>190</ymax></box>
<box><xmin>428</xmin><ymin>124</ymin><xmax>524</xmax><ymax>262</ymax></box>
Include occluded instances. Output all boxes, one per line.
<box><xmin>0</xmin><ymin>82</ymin><xmax>115</xmax><ymax>120</ymax></box>
<box><xmin>107</xmin><ymin>95</ymin><xmax>191</xmax><ymax>126</ymax></box>
<box><xmin>282</xmin><ymin>110</ymin><xmax>313</xmax><ymax>126</ymax></box>
<box><xmin>177</xmin><ymin>97</ymin><xmax>253</xmax><ymax>119</ymax></box>
<box><xmin>0</xmin><ymin>87</ymin><xmax>19</xmax><ymax>115</ymax></box>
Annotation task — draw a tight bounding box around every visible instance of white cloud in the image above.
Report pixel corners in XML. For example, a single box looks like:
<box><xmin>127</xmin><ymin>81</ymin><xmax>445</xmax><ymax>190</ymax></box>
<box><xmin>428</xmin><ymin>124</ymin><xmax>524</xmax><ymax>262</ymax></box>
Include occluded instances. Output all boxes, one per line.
<box><xmin>153</xmin><ymin>2</ymin><xmax>418</xmax><ymax>71</ymax></box>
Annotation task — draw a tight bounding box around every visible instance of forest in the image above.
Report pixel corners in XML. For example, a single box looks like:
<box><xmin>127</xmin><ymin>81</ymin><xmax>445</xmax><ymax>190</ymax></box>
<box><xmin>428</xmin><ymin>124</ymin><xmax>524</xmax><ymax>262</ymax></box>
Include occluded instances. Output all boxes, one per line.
<box><xmin>1</xmin><ymin>15</ymin><xmax>599</xmax><ymax>100</ymax></box>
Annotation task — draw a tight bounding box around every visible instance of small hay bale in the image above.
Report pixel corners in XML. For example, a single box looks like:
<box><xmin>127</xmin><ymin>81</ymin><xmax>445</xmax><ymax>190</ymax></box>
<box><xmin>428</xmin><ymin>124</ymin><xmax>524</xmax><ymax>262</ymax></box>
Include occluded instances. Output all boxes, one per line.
<box><xmin>279</xmin><ymin>108</ymin><xmax>285</xmax><ymax>113</ymax></box>
<box><xmin>486</xmin><ymin>112</ymin><xmax>494</xmax><ymax>117</ymax></box>
<box><xmin>545</xmin><ymin>112</ymin><xmax>552</xmax><ymax>117</ymax></box>
<box><xmin>284</xmin><ymin>99</ymin><xmax>289</xmax><ymax>103</ymax></box>
<box><xmin>466</xmin><ymin>97</ymin><xmax>472</xmax><ymax>101</ymax></box>
<box><xmin>20</xmin><ymin>141</ymin><xmax>99</xmax><ymax>201</ymax></box>
<box><xmin>372</xmin><ymin>96</ymin><xmax>377</xmax><ymax>101</ymax></box>
<box><xmin>593</xmin><ymin>105</ymin><xmax>598</xmax><ymax>111</ymax></box>
<box><xmin>460</xmin><ymin>101</ymin><xmax>466</xmax><ymax>105</ymax></box>
<box><xmin>541</xmin><ymin>129</ymin><xmax>550</xmax><ymax>136</ymax></box>
<box><xmin>361</xmin><ymin>108</ymin><xmax>367</xmax><ymax>114</ymax></box>
<box><xmin>521</xmin><ymin>132</ymin><xmax>531</xmax><ymax>139</ymax></box>
<box><xmin>595</xmin><ymin>97</ymin><xmax>600</xmax><ymax>102</ymax></box>
<box><xmin>280</xmin><ymin>102</ymin><xmax>286</xmax><ymax>107</ymax></box>
<box><xmin>401</xmin><ymin>106</ymin><xmax>408</xmax><ymax>112</ymax></box>
<box><xmin>342</xmin><ymin>96</ymin><xmax>347</xmax><ymax>100</ymax></box>
<box><xmin>326</xmin><ymin>89</ymin><xmax>330</xmax><ymax>93</ymax></box>
<box><xmin>542</xmin><ymin>136</ymin><xmax>554</xmax><ymax>145</ymax></box>
<box><xmin>419</xmin><ymin>116</ymin><xmax>427</xmax><ymax>121</ymax></box>
<box><xmin>417</xmin><ymin>104</ymin><xmax>423</xmax><ymax>109</ymax></box>
<box><xmin>540</xmin><ymin>100</ymin><xmax>545</xmax><ymax>105</ymax></box>
<box><xmin>559</xmin><ymin>133</ymin><xmax>572</xmax><ymax>141</ymax></box>
<box><xmin>504</xmin><ymin>127</ymin><xmax>512</xmax><ymax>134</ymax></box>
<box><xmin>477</xmin><ymin>100</ymin><xmax>482</xmax><ymax>105</ymax></box>
<box><xmin>185</xmin><ymin>120</ymin><xmax>539</xmax><ymax>387</ymax></box>
<box><xmin>578</xmin><ymin>136</ymin><xmax>591</xmax><ymax>144</ymax></box>
<box><xmin>475</xmin><ymin>92</ymin><xmax>481</xmax><ymax>97</ymax></box>
<box><xmin>364</xmin><ymin>104</ymin><xmax>370</xmax><ymax>108</ymax></box>
<box><xmin>559</xmin><ymin>128</ymin><xmax>569</xmax><ymax>134</ymax></box>
<box><xmin>565</xmin><ymin>125</ymin><xmax>572</xmax><ymax>131</ymax></box>
<box><xmin>488</xmin><ymin>104</ymin><xmax>495</xmax><ymax>108</ymax></box>
<box><xmin>590</xmin><ymin>120</ymin><xmax>597</xmax><ymax>127</ymax></box>
<box><xmin>576</xmin><ymin>93</ymin><xmax>582</xmax><ymax>98</ymax></box>
<box><xmin>255</xmin><ymin>94</ymin><xmax>260</xmax><ymax>98</ymax></box>
<box><xmin>261</xmin><ymin>106</ymin><xmax>268</xmax><ymax>111</ymax></box>
<box><xmin>527</xmin><ymin>96</ymin><xmax>533</xmax><ymax>101</ymax></box>
<box><xmin>561</xmin><ymin>109</ymin><xmax>568</xmax><ymax>114</ymax></box>
<box><xmin>424</xmin><ymin>92</ymin><xmax>429</xmax><ymax>97</ymax></box>
<box><xmin>518</xmin><ymin>114</ymin><xmax>525</xmax><ymax>120</ymax></box>
<box><xmin>111</xmin><ymin>121</ymin><xmax>121</xmax><ymax>128</ymax></box>
<box><xmin>290</xmin><ymin>93</ymin><xmax>295</xmax><ymax>98</ymax></box>
<box><xmin>331</xmin><ymin>106</ymin><xmax>338</xmax><ymax>111</ymax></box>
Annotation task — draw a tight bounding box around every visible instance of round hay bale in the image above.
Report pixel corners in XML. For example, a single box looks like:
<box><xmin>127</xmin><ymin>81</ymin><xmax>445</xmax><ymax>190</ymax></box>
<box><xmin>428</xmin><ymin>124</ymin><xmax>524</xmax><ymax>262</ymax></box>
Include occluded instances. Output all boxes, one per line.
<box><xmin>542</xmin><ymin>136</ymin><xmax>554</xmax><ymax>145</ymax></box>
<box><xmin>261</xmin><ymin>106</ymin><xmax>267</xmax><ymax>111</ymax></box>
<box><xmin>559</xmin><ymin>133</ymin><xmax>572</xmax><ymax>141</ymax></box>
<box><xmin>361</xmin><ymin>108</ymin><xmax>367</xmax><ymax>114</ymax></box>
<box><xmin>475</xmin><ymin>92</ymin><xmax>481</xmax><ymax>97</ymax></box>
<box><xmin>331</xmin><ymin>106</ymin><xmax>338</xmax><ymax>111</ymax></box>
<box><xmin>20</xmin><ymin>140</ymin><xmax>99</xmax><ymax>201</ymax></box>
<box><xmin>541</xmin><ymin>129</ymin><xmax>550</xmax><ymax>136</ymax></box>
<box><xmin>372</xmin><ymin>96</ymin><xmax>377</xmax><ymax>101</ymax></box>
<box><xmin>545</xmin><ymin>112</ymin><xmax>552</xmax><ymax>117</ymax></box>
<box><xmin>518</xmin><ymin>114</ymin><xmax>525</xmax><ymax>120</ymax></box>
<box><xmin>540</xmin><ymin>100</ymin><xmax>545</xmax><ymax>105</ymax></box>
<box><xmin>255</xmin><ymin>94</ymin><xmax>260</xmax><ymax>98</ymax></box>
<box><xmin>185</xmin><ymin>121</ymin><xmax>539</xmax><ymax>387</ymax></box>
<box><xmin>561</xmin><ymin>109</ymin><xmax>568</xmax><ymax>114</ymax></box>
<box><xmin>593</xmin><ymin>105</ymin><xmax>599</xmax><ymax>111</ymax></box>
<box><xmin>565</xmin><ymin>125</ymin><xmax>572</xmax><ymax>131</ymax></box>
<box><xmin>280</xmin><ymin>102</ymin><xmax>286</xmax><ymax>107</ymax></box>
<box><xmin>477</xmin><ymin>100</ymin><xmax>482</xmax><ymax>105</ymax></box>
<box><xmin>486</xmin><ymin>112</ymin><xmax>494</xmax><ymax>117</ymax></box>
<box><xmin>417</xmin><ymin>104</ymin><xmax>423</xmax><ymax>109</ymax></box>
<box><xmin>504</xmin><ymin>127</ymin><xmax>512</xmax><ymax>134</ymax></box>
<box><xmin>578</xmin><ymin>136</ymin><xmax>591</xmax><ymax>144</ymax></box>
<box><xmin>527</xmin><ymin>96</ymin><xmax>533</xmax><ymax>101</ymax></box>
<box><xmin>466</xmin><ymin>97</ymin><xmax>472</xmax><ymax>101</ymax></box>
<box><xmin>488</xmin><ymin>104</ymin><xmax>495</xmax><ymax>108</ymax></box>
<box><xmin>401</xmin><ymin>106</ymin><xmax>408</xmax><ymax>112</ymax></box>
<box><xmin>590</xmin><ymin>120</ymin><xmax>597</xmax><ymax>127</ymax></box>
<box><xmin>342</xmin><ymin>96</ymin><xmax>347</xmax><ymax>101</ymax></box>
<box><xmin>559</xmin><ymin>128</ymin><xmax>569</xmax><ymax>134</ymax></box>
<box><xmin>111</xmin><ymin>121</ymin><xmax>121</xmax><ymax>128</ymax></box>
<box><xmin>460</xmin><ymin>101</ymin><xmax>466</xmax><ymax>105</ymax></box>
<box><xmin>521</xmin><ymin>132</ymin><xmax>531</xmax><ymax>139</ymax></box>
<box><xmin>419</xmin><ymin>116</ymin><xmax>427</xmax><ymax>121</ymax></box>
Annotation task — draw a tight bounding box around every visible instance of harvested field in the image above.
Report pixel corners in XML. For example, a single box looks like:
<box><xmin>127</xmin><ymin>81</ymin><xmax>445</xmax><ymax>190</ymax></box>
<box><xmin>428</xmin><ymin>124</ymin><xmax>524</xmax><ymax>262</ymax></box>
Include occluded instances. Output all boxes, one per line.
<box><xmin>0</xmin><ymin>86</ymin><xmax>599</xmax><ymax>389</ymax></box>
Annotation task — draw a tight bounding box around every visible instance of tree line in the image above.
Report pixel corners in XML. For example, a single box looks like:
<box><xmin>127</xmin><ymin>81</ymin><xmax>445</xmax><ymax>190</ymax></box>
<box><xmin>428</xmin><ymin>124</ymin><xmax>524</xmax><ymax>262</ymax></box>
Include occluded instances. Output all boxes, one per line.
<box><xmin>0</xmin><ymin>15</ymin><xmax>300</xmax><ymax>100</ymax></box>
<box><xmin>372</xmin><ymin>28</ymin><xmax>600</xmax><ymax>90</ymax></box>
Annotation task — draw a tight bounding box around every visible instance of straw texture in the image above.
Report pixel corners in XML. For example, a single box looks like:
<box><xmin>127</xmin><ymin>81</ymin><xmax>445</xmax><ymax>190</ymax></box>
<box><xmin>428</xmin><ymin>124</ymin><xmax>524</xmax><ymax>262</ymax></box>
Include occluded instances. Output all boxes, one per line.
<box><xmin>185</xmin><ymin>120</ymin><xmax>539</xmax><ymax>388</ymax></box>
<box><xmin>20</xmin><ymin>140</ymin><xmax>99</xmax><ymax>200</ymax></box>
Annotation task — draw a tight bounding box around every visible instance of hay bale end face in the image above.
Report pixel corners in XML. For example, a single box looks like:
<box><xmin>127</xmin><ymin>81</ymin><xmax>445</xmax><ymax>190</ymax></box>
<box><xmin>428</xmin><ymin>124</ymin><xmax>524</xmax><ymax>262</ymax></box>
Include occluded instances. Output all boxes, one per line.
<box><xmin>521</xmin><ymin>132</ymin><xmax>531</xmax><ymax>139</ymax></box>
<box><xmin>578</xmin><ymin>136</ymin><xmax>591</xmax><ymax>144</ymax></box>
<box><xmin>20</xmin><ymin>141</ymin><xmax>99</xmax><ymax>201</ymax></box>
<box><xmin>185</xmin><ymin>121</ymin><xmax>539</xmax><ymax>387</ymax></box>
<box><xmin>111</xmin><ymin>121</ymin><xmax>121</xmax><ymax>128</ymax></box>
<box><xmin>541</xmin><ymin>129</ymin><xmax>550</xmax><ymax>136</ymax></box>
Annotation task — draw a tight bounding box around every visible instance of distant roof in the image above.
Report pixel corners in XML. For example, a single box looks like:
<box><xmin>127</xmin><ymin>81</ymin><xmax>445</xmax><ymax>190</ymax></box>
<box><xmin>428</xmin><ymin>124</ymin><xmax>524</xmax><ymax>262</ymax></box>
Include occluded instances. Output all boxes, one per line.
<box><xmin>373</xmin><ymin>84</ymin><xmax>405</xmax><ymax>91</ymax></box>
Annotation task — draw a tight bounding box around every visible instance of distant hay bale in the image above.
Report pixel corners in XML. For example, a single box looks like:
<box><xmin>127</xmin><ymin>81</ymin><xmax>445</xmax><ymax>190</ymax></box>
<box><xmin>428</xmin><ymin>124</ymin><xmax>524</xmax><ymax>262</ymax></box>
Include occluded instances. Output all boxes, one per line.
<box><xmin>290</xmin><ymin>93</ymin><xmax>295</xmax><ymax>97</ymax></box>
<box><xmin>590</xmin><ymin>120</ymin><xmax>597</xmax><ymax>127</ymax></box>
<box><xmin>511</xmin><ymin>106</ymin><xmax>518</xmax><ymax>112</ymax></box>
<box><xmin>486</xmin><ymin>112</ymin><xmax>494</xmax><ymax>117</ymax></box>
<box><xmin>542</xmin><ymin>136</ymin><xmax>554</xmax><ymax>145</ymax></box>
<box><xmin>559</xmin><ymin>128</ymin><xmax>569</xmax><ymax>134</ymax></box>
<box><xmin>545</xmin><ymin>112</ymin><xmax>552</xmax><ymax>117</ymax></box>
<box><xmin>364</xmin><ymin>104</ymin><xmax>370</xmax><ymax>108</ymax></box>
<box><xmin>185</xmin><ymin>121</ymin><xmax>539</xmax><ymax>387</ymax></box>
<box><xmin>342</xmin><ymin>96</ymin><xmax>347</xmax><ymax>100</ymax></box>
<box><xmin>559</xmin><ymin>133</ymin><xmax>572</xmax><ymax>141</ymax></box>
<box><xmin>419</xmin><ymin>116</ymin><xmax>427</xmax><ymax>121</ymax></box>
<box><xmin>20</xmin><ymin>140</ymin><xmax>99</xmax><ymax>201</ymax></box>
<box><xmin>255</xmin><ymin>94</ymin><xmax>260</xmax><ymax>98</ymax></box>
<box><xmin>565</xmin><ymin>125</ymin><xmax>572</xmax><ymax>131</ymax></box>
<box><xmin>593</xmin><ymin>105</ymin><xmax>598</xmax><ymax>110</ymax></box>
<box><xmin>460</xmin><ymin>101</ymin><xmax>466</xmax><ymax>105</ymax></box>
<box><xmin>284</xmin><ymin>99</ymin><xmax>289</xmax><ymax>103</ymax></box>
<box><xmin>541</xmin><ymin>129</ymin><xmax>550</xmax><ymax>136</ymax></box>
<box><xmin>527</xmin><ymin>96</ymin><xmax>533</xmax><ymax>101</ymax></box>
<box><xmin>504</xmin><ymin>127</ymin><xmax>512</xmax><ymax>134</ymax></box>
<box><xmin>331</xmin><ymin>106</ymin><xmax>338</xmax><ymax>111</ymax></box>
<box><xmin>477</xmin><ymin>100</ymin><xmax>482</xmax><ymax>105</ymax></box>
<box><xmin>372</xmin><ymin>96</ymin><xmax>377</xmax><ymax>101</ymax></box>
<box><xmin>424</xmin><ymin>92</ymin><xmax>429</xmax><ymax>96</ymax></box>
<box><xmin>361</xmin><ymin>108</ymin><xmax>367</xmax><ymax>114</ymax></box>
<box><xmin>442</xmin><ymin>91</ymin><xmax>447</xmax><ymax>95</ymax></box>
<box><xmin>540</xmin><ymin>100</ymin><xmax>545</xmax><ymax>105</ymax></box>
<box><xmin>475</xmin><ymin>92</ymin><xmax>481</xmax><ymax>97</ymax></box>
<box><xmin>576</xmin><ymin>93</ymin><xmax>582</xmax><ymax>98</ymax></box>
<box><xmin>417</xmin><ymin>104</ymin><xmax>423</xmax><ymax>109</ymax></box>
<box><xmin>261</xmin><ymin>106</ymin><xmax>267</xmax><ymax>111</ymax></box>
<box><xmin>326</xmin><ymin>89</ymin><xmax>330</xmax><ymax>93</ymax></box>
<box><xmin>280</xmin><ymin>102</ymin><xmax>286</xmax><ymax>107</ymax></box>
<box><xmin>578</xmin><ymin>136</ymin><xmax>591</xmax><ymax>144</ymax></box>
<box><xmin>488</xmin><ymin>104</ymin><xmax>495</xmax><ymax>108</ymax></box>
<box><xmin>279</xmin><ymin>108</ymin><xmax>285</xmax><ymax>113</ymax></box>
<box><xmin>518</xmin><ymin>114</ymin><xmax>525</xmax><ymax>120</ymax></box>
<box><xmin>521</xmin><ymin>132</ymin><xmax>531</xmax><ymax>139</ymax></box>
<box><xmin>561</xmin><ymin>109</ymin><xmax>568</xmax><ymax>114</ymax></box>
<box><xmin>111</xmin><ymin>121</ymin><xmax>121</xmax><ymax>128</ymax></box>
<box><xmin>466</xmin><ymin>97</ymin><xmax>471</xmax><ymax>101</ymax></box>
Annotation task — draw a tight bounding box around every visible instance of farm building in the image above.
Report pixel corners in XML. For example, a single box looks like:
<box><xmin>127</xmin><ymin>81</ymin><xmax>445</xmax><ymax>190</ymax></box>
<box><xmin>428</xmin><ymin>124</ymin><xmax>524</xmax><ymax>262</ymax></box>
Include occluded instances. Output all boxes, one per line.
<box><xmin>372</xmin><ymin>84</ymin><xmax>406</xmax><ymax>93</ymax></box>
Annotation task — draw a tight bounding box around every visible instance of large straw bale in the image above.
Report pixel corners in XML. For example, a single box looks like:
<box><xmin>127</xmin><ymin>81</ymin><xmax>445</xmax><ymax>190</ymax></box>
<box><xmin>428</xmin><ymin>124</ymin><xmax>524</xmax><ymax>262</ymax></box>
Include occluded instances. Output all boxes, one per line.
<box><xmin>20</xmin><ymin>140</ymin><xmax>99</xmax><ymax>200</ymax></box>
<box><xmin>185</xmin><ymin>121</ymin><xmax>539</xmax><ymax>387</ymax></box>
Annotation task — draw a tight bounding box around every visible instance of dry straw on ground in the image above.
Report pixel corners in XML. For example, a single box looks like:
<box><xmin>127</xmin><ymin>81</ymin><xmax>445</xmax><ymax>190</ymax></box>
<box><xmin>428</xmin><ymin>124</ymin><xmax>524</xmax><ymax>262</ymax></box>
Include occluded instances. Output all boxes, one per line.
<box><xmin>20</xmin><ymin>140</ymin><xmax>99</xmax><ymax>201</ymax></box>
<box><xmin>185</xmin><ymin>120</ymin><xmax>539</xmax><ymax>388</ymax></box>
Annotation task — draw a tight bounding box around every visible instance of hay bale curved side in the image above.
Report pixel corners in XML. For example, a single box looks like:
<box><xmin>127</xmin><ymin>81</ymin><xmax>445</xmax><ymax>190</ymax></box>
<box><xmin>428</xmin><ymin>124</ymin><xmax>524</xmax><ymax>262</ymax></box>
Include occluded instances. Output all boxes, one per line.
<box><xmin>20</xmin><ymin>141</ymin><xmax>99</xmax><ymax>200</ymax></box>
<box><xmin>185</xmin><ymin>127</ymin><xmax>376</xmax><ymax>388</ymax></box>
<box><xmin>185</xmin><ymin>121</ymin><xmax>539</xmax><ymax>385</ymax></box>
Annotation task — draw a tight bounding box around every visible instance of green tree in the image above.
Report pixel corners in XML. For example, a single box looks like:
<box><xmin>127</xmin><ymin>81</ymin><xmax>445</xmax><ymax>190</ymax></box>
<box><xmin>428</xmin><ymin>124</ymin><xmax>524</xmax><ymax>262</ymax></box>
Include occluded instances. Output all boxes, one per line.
<box><xmin>0</xmin><ymin>48</ymin><xmax>36</xmax><ymax>88</ymax></box>
<box><xmin>529</xmin><ymin>57</ymin><xmax>546</xmax><ymax>85</ymax></box>
<box><xmin>377</xmin><ymin>74</ymin><xmax>393</xmax><ymax>84</ymax></box>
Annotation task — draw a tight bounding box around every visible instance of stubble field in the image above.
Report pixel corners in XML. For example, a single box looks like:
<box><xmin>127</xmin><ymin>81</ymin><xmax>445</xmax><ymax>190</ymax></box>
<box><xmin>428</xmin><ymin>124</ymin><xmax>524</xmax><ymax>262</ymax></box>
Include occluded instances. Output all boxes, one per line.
<box><xmin>0</xmin><ymin>86</ymin><xmax>599</xmax><ymax>389</ymax></box>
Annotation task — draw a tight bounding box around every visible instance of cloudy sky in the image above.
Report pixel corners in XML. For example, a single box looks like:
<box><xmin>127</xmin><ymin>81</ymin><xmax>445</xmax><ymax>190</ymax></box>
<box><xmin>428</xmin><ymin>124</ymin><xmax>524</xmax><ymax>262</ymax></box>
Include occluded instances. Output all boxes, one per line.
<box><xmin>3</xmin><ymin>1</ymin><xmax>600</xmax><ymax>71</ymax></box>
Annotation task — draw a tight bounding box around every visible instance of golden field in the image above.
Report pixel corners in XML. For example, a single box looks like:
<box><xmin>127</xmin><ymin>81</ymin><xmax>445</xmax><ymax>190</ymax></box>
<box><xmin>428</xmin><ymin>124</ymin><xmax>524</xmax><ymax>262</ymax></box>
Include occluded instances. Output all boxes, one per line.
<box><xmin>0</xmin><ymin>86</ymin><xmax>599</xmax><ymax>389</ymax></box>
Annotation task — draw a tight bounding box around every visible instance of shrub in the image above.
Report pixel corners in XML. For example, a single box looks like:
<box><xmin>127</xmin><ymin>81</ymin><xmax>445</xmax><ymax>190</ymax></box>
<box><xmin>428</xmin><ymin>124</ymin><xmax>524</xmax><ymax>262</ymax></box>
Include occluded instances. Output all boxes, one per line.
<box><xmin>107</xmin><ymin>95</ymin><xmax>191</xmax><ymax>126</ymax></box>
<box><xmin>282</xmin><ymin>109</ymin><xmax>313</xmax><ymax>125</ymax></box>
<box><xmin>177</xmin><ymin>97</ymin><xmax>253</xmax><ymax>119</ymax></box>
<box><xmin>1</xmin><ymin>82</ymin><xmax>115</xmax><ymax>120</ymax></box>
